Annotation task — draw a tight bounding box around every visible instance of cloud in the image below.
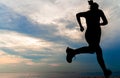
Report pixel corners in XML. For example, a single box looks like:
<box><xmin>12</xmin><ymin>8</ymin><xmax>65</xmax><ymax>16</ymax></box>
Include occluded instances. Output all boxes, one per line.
<box><xmin>0</xmin><ymin>50</ymin><xmax>32</xmax><ymax>64</ymax></box>
<box><xmin>0</xmin><ymin>30</ymin><xmax>56</xmax><ymax>52</ymax></box>
<box><xmin>0</xmin><ymin>2</ymin><xmax>84</xmax><ymax>44</ymax></box>
<box><xmin>0</xmin><ymin>3</ymin><xmax>67</xmax><ymax>66</ymax></box>
<box><xmin>54</xmin><ymin>19</ymin><xmax>84</xmax><ymax>42</ymax></box>
<box><xmin>0</xmin><ymin>30</ymin><xmax>66</xmax><ymax>65</ymax></box>
<box><xmin>0</xmin><ymin>0</ymin><xmax>86</xmax><ymax>24</ymax></box>
<box><xmin>48</xmin><ymin>63</ymin><xmax>61</xmax><ymax>67</ymax></box>
<box><xmin>0</xmin><ymin>30</ymin><xmax>66</xmax><ymax>66</ymax></box>
<box><xmin>97</xmin><ymin>0</ymin><xmax>120</xmax><ymax>47</ymax></box>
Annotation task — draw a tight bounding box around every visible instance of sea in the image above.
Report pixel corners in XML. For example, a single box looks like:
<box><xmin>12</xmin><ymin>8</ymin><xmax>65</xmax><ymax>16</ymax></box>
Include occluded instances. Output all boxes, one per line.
<box><xmin>0</xmin><ymin>72</ymin><xmax>119</xmax><ymax>78</ymax></box>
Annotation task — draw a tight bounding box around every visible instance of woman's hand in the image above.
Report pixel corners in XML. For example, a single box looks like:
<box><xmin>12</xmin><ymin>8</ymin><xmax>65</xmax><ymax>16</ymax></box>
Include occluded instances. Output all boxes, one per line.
<box><xmin>80</xmin><ymin>26</ymin><xmax>84</xmax><ymax>32</ymax></box>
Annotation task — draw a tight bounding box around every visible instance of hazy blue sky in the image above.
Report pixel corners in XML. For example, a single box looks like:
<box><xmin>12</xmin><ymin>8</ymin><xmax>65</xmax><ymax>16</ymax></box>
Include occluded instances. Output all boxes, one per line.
<box><xmin>0</xmin><ymin>0</ymin><xmax>120</xmax><ymax>76</ymax></box>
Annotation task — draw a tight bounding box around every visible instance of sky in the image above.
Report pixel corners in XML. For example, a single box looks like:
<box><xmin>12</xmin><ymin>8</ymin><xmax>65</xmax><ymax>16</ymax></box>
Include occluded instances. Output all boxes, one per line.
<box><xmin>0</xmin><ymin>0</ymin><xmax>120</xmax><ymax>76</ymax></box>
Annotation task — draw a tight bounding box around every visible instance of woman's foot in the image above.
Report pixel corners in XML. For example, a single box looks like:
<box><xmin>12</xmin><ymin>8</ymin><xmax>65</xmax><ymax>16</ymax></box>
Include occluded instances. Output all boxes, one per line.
<box><xmin>66</xmin><ymin>47</ymin><xmax>75</xmax><ymax>63</ymax></box>
<box><xmin>104</xmin><ymin>69</ymin><xmax>112</xmax><ymax>78</ymax></box>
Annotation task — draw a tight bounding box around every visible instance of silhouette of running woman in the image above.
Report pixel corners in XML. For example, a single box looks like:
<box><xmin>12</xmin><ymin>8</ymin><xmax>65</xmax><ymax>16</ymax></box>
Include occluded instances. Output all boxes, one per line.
<box><xmin>66</xmin><ymin>0</ymin><xmax>112</xmax><ymax>78</ymax></box>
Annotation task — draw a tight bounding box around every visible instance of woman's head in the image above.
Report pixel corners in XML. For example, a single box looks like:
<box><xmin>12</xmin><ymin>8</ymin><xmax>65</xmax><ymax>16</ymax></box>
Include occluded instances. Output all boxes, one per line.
<box><xmin>90</xmin><ymin>2</ymin><xmax>99</xmax><ymax>10</ymax></box>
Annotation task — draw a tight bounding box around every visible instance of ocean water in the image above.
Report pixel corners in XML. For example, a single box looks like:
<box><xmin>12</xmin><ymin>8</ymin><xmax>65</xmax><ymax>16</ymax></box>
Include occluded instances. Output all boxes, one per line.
<box><xmin>0</xmin><ymin>72</ymin><xmax>119</xmax><ymax>78</ymax></box>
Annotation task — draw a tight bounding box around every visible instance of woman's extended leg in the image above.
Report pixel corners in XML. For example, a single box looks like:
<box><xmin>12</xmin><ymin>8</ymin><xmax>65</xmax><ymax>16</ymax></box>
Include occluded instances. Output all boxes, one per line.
<box><xmin>95</xmin><ymin>45</ymin><xmax>112</xmax><ymax>78</ymax></box>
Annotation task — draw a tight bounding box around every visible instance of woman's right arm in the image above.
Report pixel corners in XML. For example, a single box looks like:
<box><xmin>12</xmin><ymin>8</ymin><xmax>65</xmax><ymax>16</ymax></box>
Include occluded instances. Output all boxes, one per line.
<box><xmin>76</xmin><ymin>12</ymin><xmax>86</xmax><ymax>32</ymax></box>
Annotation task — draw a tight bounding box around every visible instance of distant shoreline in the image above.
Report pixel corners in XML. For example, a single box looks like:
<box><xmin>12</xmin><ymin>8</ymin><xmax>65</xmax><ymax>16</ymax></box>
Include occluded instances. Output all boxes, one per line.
<box><xmin>0</xmin><ymin>72</ymin><xmax>119</xmax><ymax>78</ymax></box>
